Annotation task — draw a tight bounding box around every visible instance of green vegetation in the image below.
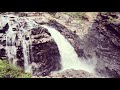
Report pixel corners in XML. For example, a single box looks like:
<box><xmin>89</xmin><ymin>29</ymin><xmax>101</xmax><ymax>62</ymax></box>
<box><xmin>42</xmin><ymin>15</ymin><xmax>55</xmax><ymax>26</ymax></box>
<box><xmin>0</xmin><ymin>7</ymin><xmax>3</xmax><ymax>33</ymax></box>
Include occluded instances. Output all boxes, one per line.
<box><xmin>48</xmin><ymin>12</ymin><xmax>86</xmax><ymax>20</ymax></box>
<box><xmin>63</xmin><ymin>12</ymin><xmax>86</xmax><ymax>20</ymax></box>
<box><xmin>0</xmin><ymin>59</ymin><xmax>32</xmax><ymax>78</ymax></box>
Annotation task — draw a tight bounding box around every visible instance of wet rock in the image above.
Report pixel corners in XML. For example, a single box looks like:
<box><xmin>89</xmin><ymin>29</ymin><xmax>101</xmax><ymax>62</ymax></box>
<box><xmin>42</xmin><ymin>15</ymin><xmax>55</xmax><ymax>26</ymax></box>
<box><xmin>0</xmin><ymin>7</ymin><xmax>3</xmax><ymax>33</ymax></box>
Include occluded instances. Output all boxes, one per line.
<box><xmin>1</xmin><ymin>12</ymin><xmax>119</xmax><ymax>78</ymax></box>
<box><xmin>30</xmin><ymin>27</ymin><xmax>61</xmax><ymax>76</ymax></box>
<box><xmin>81</xmin><ymin>12</ymin><xmax>120</xmax><ymax>78</ymax></box>
<box><xmin>2</xmin><ymin>40</ymin><xmax>6</xmax><ymax>46</ymax></box>
<box><xmin>0</xmin><ymin>39</ymin><xmax>6</xmax><ymax>46</ymax></box>
<box><xmin>0</xmin><ymin>48</ymin><xmax>6</xmax><ymax>57</ymax></box>
<box><xmin>0</xmin><ymin>23</ymin><xmax>9</xmax><ymax>33</ymax></box>
<box><xmin>16</xmin><ymin>46</ymin><xmax>24</xmax><ymax>67</ymax></box>
<box><xmin>0</xmin><ymin>14</ymin><xmax>62</xmax><ymax>76</ymax></box>
<box><xmin>39</xmin><ymin>69</ymin><xmax>101</xmax><ymax>78</ymax></box>
<box><xmin>44</xmin><ymin>13</ymin><xmax>120</xmax><ymax>78</ymax></box>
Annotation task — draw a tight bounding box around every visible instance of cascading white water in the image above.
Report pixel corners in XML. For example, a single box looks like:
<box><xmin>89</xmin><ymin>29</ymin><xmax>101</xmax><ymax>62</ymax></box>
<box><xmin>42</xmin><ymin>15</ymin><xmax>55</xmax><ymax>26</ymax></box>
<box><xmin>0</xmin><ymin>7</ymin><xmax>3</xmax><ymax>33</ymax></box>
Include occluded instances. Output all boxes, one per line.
<box><xmin>2</xmin><ymin>16</ymin><xmax>17</xmax><ymax>64</ymax></box>
<box><xmin>19</xmin><ymin>27</ymin><xmax>31</xmax><ymax>73</ymax></box>
<box><xmin>19</xmin><ymin>18</ymin><xmax>37</xmax><ymax>73</ymax></box>
<box><xmin>41</xmin><ymin>25</ymin><xmax>95</xmax><ymax>73</ymax></box>
<box><xmin>1</xmin><ymin>16</ymin><xmax>33</xmax><ymax>73</ymax></box>
<box><xmin>22</xmin><ymin>18</ymin><xmax>38</xmax><ymax>73</ymax></box>
<box><xmin>22</xmin><ymin>37</ymin><xmax>31</xmax><ymax>73</ymax></box>
<box><xmin>0</xmin><ymin>15</ymin><xmax>96</xmax><ymax>75</ymax></box>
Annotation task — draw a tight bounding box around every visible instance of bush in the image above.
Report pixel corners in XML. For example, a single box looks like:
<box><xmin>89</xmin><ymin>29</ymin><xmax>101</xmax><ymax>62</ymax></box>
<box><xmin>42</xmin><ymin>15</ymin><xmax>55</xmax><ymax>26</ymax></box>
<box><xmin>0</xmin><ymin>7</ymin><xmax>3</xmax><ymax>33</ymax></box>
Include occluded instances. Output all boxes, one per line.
<box><xmin>0</xmin><ymin>60</ymin><xmax>32</xmax><ymax>78</ymax></box>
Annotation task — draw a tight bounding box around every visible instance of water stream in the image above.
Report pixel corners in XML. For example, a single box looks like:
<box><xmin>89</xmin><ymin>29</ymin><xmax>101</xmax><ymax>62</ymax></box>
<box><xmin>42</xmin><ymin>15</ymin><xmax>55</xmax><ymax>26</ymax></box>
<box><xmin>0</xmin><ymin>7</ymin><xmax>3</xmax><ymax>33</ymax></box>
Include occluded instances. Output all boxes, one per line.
<box><xmin>41</xmin><ymin>25</ymin><xmax>95</xmax><ymax>73</ymax></box>
<box><xmin>1</xmin><ymin>15</ymin><xmax>95</xmax><ymax>75</ymax></box>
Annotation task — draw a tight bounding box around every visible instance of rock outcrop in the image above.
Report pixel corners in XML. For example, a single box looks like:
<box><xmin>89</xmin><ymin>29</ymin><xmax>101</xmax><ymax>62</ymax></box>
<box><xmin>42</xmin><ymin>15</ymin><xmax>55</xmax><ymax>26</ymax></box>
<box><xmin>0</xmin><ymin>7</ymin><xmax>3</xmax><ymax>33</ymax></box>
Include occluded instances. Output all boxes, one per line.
<box><xmin>0</xmin><ymin>12</ymin><xmax>120</xmax><ymax>78</ymax></box>
<box><xmin>38</xmin><ymin>69</ymin><xmax>101</xmax><ymax>78</ymax></box>
<box><xmin>30</xmin><ymin>27</ymin><xmax>61</xmax><ymax>76</ymax></box>
<box><xmin>44</xmin><ymin>12</ymin><xmax>120</xmax><ymax>78</ymax></box>
<box><xmin>80</xmin><ymin>12</ymin><xmax>120</xmax><ymax>78</ymax></box>
<box><xmin>0</xmin><ymin>14</ymin><xmax>61</xmax><ymax>76</ymax></box>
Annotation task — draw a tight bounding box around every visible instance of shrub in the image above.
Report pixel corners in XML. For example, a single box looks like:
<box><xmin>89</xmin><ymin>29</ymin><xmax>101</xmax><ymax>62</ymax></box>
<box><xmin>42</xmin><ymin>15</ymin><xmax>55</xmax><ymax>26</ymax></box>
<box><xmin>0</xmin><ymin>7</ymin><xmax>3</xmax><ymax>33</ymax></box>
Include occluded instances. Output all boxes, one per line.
<box><xmin>0</xmin><ymin>60</ymin><xmax>32</xmax><ymax>78</ymax></box>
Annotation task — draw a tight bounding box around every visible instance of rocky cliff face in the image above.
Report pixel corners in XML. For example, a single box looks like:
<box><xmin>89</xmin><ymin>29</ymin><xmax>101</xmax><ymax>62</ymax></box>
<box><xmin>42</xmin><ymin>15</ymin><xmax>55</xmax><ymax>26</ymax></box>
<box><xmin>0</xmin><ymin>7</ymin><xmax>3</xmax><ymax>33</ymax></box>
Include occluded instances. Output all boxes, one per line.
<box><xmin>0</xmin><ymin>12</ymin><xmax>120</xmax><ymax>78</ymax></box>
<box><xmin>44</xmin><ymin>12</ymin><xmax>120</xmax><ymax>78</ymax></box>
<box><xmin>80</xmin><ymin>13</ymin><xmax>120</xmax><ymax>78</ymax></box>
<box><xmin>30</xmin><ymin>27</ymin><xmax>61</xmax><ymax>76</ymax></box>
<box><xmin>0</xmin><ymin>14</ymin><xmax>61</xmax><ymax>76</ymax></box>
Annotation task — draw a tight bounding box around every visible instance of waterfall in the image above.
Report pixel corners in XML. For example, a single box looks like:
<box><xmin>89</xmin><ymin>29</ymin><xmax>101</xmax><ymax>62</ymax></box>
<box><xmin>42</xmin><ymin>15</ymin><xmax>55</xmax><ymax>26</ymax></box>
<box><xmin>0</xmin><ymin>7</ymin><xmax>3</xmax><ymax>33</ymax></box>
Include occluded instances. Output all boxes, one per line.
<box><xmin>3</xmin><ymin>16</ymin><xmax>17</xmax><ymax>64</ymax></box>
<box><xmin>22</xmin><ymin>38</ymin><xmax>31</xmax><ymax>73</ymax></box>
<box><xmin>21</xmin><ymin>18</ymin><xmax>37</xmax><ymax>73</ymax></box>
<box><xmin>1</xmin><ymin>16</ymin><xmax>32</xmax><ymax>73</ymax></box>
<box><xmin>19</xmin><ymin>27</ymin><xmax>31</xmax><ymax>73</ymax></box>
<box><xmin>41</xmin><ymin>25</ymin><xmax>95</xmax><ymax>73</ymax></box>
<box><xmin>1</xmin><ymin>15</ymin><xmax>95</xmax><ymax>75</ymax></box>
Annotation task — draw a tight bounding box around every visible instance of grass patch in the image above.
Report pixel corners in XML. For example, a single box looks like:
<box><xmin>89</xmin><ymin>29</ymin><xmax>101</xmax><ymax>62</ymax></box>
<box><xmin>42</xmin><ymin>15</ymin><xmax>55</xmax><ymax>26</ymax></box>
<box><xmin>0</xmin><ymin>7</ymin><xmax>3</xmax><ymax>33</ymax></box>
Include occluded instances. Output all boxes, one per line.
<box><xmin>0</xmin><ymin>59</ymin><xmax>32</xmax><ymax>78</ymax></box>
